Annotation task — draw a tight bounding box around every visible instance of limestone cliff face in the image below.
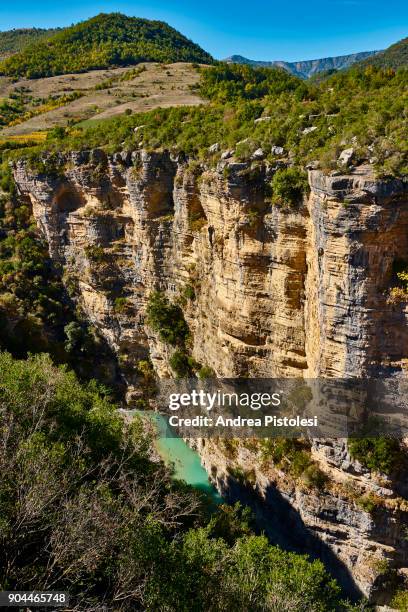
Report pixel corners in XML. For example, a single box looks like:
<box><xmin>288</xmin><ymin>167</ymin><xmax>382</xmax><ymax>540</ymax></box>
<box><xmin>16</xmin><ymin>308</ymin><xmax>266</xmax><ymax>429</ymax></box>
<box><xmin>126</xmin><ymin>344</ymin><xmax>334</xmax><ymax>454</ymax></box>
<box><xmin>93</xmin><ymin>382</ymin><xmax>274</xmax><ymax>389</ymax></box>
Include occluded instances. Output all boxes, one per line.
<box><xmin>13</xmin><ymin>150</ymin><xmax>408</xmax><ymax>603</ymax></box>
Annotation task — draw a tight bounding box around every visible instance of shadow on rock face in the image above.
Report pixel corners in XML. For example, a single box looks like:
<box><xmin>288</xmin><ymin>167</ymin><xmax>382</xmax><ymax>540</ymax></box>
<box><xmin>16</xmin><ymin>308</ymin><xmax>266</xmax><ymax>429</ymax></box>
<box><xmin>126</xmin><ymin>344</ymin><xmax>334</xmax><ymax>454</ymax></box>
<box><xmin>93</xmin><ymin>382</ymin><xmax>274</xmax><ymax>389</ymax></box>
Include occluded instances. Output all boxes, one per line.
<box><xmin>219</xmin><ymin>475</ymin><xmax>365</xmax><ymax>603</ymax></box>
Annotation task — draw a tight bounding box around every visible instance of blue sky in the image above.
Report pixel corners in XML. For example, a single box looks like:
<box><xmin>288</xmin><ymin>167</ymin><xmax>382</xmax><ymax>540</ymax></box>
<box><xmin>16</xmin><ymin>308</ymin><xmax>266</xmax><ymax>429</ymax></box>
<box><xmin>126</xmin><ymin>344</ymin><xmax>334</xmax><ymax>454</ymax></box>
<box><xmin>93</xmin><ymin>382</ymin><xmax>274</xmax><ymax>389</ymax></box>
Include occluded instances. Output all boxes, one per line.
<box><xmin>1</xmin><ymin>1</ymin><xmax>407</xmax><ymax>61</ymax></box>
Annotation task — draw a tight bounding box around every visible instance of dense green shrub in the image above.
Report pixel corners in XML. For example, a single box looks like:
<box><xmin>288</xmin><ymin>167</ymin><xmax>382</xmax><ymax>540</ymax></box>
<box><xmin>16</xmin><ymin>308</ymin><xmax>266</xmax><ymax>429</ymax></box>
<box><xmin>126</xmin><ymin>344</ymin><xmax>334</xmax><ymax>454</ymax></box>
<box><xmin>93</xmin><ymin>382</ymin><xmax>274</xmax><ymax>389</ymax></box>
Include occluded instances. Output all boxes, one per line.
<box><xmin>0</xmin><ymin>163</ymin><xmax>16</xmax><ymax>194</ymax></box>
<box><xmin>206</xmin><ymin>501</ymin><xmax>253</xmax><ymax>544</ymax></box>
<box><xmin>183</xmin><ymin>284</ymin><xmax>196</xmax><ymax>301</ymax></box>
<box><xmin>198</xmin><ymin>365</ymin><xmax>215</xmax><ymax>379</ymax></box>
<box><xmin>169</xmin><ymin>349</ymin><xmax>192</xmax><ymax>377</ymax></box>
<box><xmin>146</xmin><ymin>290</ymin><xmax>189</xmax><ymax>346</ymax></box>
<box><xmin>348</xmin><ymin>437</ymin><xmax>403</xmax><ymax>474</ymax></box>
<box><xmin>113</xmin><ymin>296</ymin><xmax>130</xmax><ymax>313</ymax></box>
<box><xmin>270</xmin><ymin>167</ymin><xmax>310</xmax><ymax>207</ymax></box>
<box><xmin>391</xmin><ymin>588</ymin><xmax>408</xmax><ymax>611</ymax></box>
<box><xmin>199</xmin><ymin>62</ymin><xmax>300</xmax><ymax>102</ymax></box>
<box><xmin>261</xmin><ymin>437</ymin><xmax>307</xmax><ymax>465</ymax></box>
<box><xmin>63</xmin><ymin>321</ymin><xmax>85</xmax><ymax>353</ymax></box>
<box><xmin>301</xmin><ymin>464</ymin><xmax>329</xmax><ymax>490</ymax></box>
<box><xmin>84</xmin><ymin>244</ymin><xmax>106</xmax><ymax>262</ymax></box>
<box><xmin>47</xmin><ymin>126</ymin><xmax>67</xmax><ymax>140</ymax></box>
<box><xmin>16</xmin><ymin>59</ymin><xmax>406</xmax><ymax>177</ymax></box>
<box><xmin>145</xmin><ymin>292</ymin><xmax>203</xmax><ymax>378</ymax></box>
<box><xmin>356</xmin><ymin>493</ymin><xmax>380</xmax><ymax>514</ymax></box>
<box><xmin>0</xmin><ymin>175</ymin><xmax>68</xmax><ymax>356</ymax></box>
<box><xmin>290</xmin><ymin>448</ymin><xmax>314</xmax><ymax>477</ymax></box>
<box><xmin>0</xmin><ymin>352</ymin><xmax>198</xmax><ymax>607</ymax></box>
<box><xmin>260</xmin><ymin>438</ymin><xmax>328</xmax><ymax>490</ymax></box>
<box><xmin>359</xmin><ymin>37</ymin><xmax>408</xmax><ymax>70</ymax></box>
<box><xmin>25</xmin><ymin>149</ymin><xmax>64</xmax><ymax>177</ymax></box>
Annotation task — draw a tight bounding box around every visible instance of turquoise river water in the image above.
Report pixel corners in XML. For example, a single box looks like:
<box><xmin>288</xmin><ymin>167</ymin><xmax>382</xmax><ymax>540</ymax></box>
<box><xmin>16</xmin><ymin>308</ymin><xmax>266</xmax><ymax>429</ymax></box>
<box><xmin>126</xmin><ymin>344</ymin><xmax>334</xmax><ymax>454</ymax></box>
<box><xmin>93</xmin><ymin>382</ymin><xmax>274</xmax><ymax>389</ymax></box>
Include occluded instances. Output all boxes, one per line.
<box><xmin>147</xmin><ymin>413</ymin><xmax>222</xmax><ymax>503</ymax></box>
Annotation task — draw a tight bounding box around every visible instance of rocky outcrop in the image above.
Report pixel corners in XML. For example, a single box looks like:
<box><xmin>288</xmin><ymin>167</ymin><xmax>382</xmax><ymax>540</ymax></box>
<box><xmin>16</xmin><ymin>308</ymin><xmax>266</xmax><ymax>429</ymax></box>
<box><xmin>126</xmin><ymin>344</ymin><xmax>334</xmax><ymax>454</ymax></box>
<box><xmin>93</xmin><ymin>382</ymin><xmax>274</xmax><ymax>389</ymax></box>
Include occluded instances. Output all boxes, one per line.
<box><xmin>13</xmin><ymin>149</ymin><xmax>408</xmax><ymax>603</ymax></box>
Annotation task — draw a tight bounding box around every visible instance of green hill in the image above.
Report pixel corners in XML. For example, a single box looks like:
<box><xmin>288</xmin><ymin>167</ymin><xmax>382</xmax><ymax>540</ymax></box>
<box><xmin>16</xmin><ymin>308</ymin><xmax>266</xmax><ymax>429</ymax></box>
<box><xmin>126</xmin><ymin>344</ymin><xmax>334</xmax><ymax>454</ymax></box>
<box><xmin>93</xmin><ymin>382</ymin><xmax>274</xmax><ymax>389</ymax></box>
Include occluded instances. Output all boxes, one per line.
<box><xmin>0</xmin><ymin>13</ymin><xmax>213</xmax><ymax>79</ymax></box>
<box><xmin>359</xmin><ymin>36</ymin><xmax>408</xmax><ymax>70</ymax></box>
<box><xmin>0</xmin><ymin>27</ymin><xmax>60</xmax><ymax>60</ymax></box>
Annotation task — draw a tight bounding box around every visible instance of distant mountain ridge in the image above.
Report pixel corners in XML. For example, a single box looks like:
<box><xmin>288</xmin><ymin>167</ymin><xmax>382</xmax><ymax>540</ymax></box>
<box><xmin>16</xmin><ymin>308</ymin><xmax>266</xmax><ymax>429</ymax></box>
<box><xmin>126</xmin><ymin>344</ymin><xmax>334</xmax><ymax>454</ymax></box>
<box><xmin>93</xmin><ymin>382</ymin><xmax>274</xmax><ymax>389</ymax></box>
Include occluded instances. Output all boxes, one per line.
<box><xmin>224</xmin><ymin>50</ymin><xmax>380</xmax><ymax>78</ymax></box>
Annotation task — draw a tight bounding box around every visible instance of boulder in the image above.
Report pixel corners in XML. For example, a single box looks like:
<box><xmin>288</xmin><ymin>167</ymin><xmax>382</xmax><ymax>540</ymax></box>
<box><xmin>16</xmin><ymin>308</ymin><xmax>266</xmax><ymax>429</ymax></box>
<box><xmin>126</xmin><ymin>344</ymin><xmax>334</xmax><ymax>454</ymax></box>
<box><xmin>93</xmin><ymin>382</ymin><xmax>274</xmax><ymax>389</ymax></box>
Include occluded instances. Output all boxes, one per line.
<box><xmin>251</xmin><ymin>148</ymin><xmax>265</xmax><ymax>160</ymax></box>
<box><xmin>271</xmin><ymin>145</ymin><xmax>284</xmax><ymax>156</ymax></box>
<box><xmin>302</xmin><ymin>126</ymin><xmax>318</xmax><ymax>135</ymax></box>
<box><xmin>221</xmin><ymin>149</ymin><xmax>235</xmax><ymax>160</ymax></box>
<box><xmin>338</xmin><ymin>148</ymin><xmax>354</xmax><ymax>167</ymax></box>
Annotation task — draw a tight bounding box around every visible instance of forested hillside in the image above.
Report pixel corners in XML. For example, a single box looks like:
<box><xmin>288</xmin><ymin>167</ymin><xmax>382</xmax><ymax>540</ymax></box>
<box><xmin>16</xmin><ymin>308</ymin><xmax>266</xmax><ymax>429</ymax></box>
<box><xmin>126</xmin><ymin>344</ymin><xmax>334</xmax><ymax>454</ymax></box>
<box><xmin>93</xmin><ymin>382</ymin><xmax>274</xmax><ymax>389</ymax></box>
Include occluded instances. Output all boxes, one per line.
<box><xmin>0</xmin><ymin>13</ymin><xmax>213</xmax><ymax>79</ymax></box>
<box><xmin>0</xmin><ymin>28</ymin><xmax>59</xmax><ymax>60</ymax></box>
<box><xmin>359</xmin><ymin>36</ymin><xmax>408</xmax><ymax>70</ymax></box>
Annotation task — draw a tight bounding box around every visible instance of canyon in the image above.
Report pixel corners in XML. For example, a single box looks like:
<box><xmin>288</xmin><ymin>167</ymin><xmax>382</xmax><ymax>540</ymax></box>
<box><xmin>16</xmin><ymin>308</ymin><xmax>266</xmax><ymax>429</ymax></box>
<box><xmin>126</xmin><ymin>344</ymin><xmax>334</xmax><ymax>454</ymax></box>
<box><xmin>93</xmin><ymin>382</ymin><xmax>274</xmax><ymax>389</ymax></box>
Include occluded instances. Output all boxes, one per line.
<box><xmin>12</xmin><ymin>148</ymin><xmax>408</xmax><ymax>605</ymax></box>
<box><xmin>225</xmin><ymin>50</ymin><xmax>380</xmax><ymax>78</ymax></box>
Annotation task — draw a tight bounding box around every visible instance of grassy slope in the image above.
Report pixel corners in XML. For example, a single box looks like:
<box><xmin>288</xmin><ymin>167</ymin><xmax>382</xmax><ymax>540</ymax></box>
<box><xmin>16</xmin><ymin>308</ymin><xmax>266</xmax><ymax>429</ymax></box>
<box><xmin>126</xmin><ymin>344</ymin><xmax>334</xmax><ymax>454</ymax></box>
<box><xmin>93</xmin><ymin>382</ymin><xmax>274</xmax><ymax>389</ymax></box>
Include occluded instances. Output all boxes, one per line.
<box><xmin>0</xmin><ymin>13</ymin><xmax>213</xmax><ymax>78</ymax></box>
<box><xmin>0</xmin><ymin>62</ymin><xmax>205</xmax><ymax>136</ymax></box>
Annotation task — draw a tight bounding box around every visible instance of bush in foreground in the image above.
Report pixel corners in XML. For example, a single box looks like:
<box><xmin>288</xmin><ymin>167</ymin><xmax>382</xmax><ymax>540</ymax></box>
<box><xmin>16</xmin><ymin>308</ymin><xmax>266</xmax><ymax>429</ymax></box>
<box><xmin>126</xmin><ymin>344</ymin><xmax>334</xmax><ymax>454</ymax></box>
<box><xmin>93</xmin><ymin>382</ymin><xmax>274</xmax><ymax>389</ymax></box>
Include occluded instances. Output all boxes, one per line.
<box><xmin>0</xmin><ymin>351</ymin><xmax>360</xmax><ymax>611</ymax></box>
